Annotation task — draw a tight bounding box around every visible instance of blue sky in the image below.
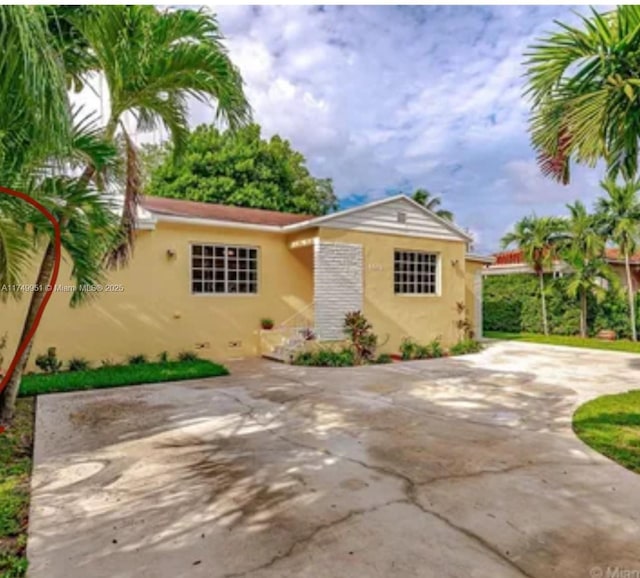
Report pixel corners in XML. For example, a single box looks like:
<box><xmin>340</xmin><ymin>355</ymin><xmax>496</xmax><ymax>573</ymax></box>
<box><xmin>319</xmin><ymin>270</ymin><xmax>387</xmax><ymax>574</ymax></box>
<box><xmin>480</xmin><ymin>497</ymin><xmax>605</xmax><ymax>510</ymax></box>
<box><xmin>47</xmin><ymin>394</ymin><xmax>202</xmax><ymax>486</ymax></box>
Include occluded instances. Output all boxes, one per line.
<box><xmin>194</xmin><ymin>5</ymin><xmax>603</xmax><ymax>252</ymax></box>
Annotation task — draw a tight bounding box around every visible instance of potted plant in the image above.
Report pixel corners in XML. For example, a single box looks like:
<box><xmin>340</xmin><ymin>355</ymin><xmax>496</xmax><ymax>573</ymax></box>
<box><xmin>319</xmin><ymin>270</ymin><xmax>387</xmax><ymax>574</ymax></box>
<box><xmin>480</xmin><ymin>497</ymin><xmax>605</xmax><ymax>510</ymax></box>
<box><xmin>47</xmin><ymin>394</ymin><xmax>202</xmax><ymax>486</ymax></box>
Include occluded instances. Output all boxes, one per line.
<box><xmin>260</xmin><ymin>318</ymin><xmax>275</xmax><ymax>330</ymax></box>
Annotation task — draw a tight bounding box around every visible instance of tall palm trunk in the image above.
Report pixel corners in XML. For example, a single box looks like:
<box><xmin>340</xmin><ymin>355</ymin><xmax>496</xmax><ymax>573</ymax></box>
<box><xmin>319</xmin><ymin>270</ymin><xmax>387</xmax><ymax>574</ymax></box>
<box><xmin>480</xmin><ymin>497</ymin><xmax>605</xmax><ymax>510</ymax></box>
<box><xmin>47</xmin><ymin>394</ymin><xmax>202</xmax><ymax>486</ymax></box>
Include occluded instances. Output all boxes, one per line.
<box><xmin>539</xmin><ymin>271</ymin><xmax>549</xmax><ymax>336</ymax></box>
<box><xmin>0</xmin><ymin>241</ymin><xmax>56</xmax><ymax>421</ymax></box>
<box><xmin>624</xmin><ymin>250</ymin><xmax>637</xmax><ymax>342</ymax></box>
<box><xmin>579</xmin><ymin>289</ymin><xmax>588</xmax><ymax>338</ymax></box>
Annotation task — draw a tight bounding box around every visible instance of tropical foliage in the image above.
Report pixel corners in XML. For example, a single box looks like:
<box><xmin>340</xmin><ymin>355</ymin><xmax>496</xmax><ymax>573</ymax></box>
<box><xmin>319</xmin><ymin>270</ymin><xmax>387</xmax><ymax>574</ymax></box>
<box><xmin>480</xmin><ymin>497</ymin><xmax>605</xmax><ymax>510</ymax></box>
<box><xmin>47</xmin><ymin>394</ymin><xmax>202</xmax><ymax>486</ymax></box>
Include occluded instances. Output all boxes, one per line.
<box><xmin>0</xmin><ymin>5</ymin><xmax>249</xmax><ymax>422</ymax></box>
<box><xmin>525</xmin><ymin>5</ymin><xmax>640</xmax><ymax>182</ymax></box>
<box><xmin>596</xmin><ymin>179</ymin><xmax>640</xmax><ymax>340</ymax></box>
<box><xmin>144</xmin><ymin>124</ymin><xmax>338</xmax><ymax>216</ymax></box>
<box><xmin>501</xmin><ymin>215</ymin><xmax>564</xmax><ymax>335</ymax></box>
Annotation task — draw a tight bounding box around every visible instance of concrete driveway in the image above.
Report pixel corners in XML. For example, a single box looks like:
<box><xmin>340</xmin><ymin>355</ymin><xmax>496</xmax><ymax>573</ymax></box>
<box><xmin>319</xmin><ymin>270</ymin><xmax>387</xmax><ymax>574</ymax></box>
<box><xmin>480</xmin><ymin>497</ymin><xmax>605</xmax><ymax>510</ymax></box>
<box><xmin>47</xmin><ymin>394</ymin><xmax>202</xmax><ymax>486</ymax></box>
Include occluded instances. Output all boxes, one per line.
<box><xmin>28</xmin><ymin>341</ymin><xmax>640</xmax><ymax>578</ymax></box>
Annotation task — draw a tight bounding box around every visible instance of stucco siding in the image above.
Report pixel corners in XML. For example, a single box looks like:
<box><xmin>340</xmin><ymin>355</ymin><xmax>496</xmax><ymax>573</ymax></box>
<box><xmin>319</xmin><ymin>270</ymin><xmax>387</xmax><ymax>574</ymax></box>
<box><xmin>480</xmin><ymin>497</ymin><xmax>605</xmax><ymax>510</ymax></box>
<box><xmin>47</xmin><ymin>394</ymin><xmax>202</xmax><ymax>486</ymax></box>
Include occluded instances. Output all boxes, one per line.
<box><xmin>1</xmin><ymin>222</ymin><xmax>313</xmax><ymax>369</ymax></box>
<box><xmin>318</xmin><ymin>227</ymin><xmax>468</xmax><ymax>352</ymax></box>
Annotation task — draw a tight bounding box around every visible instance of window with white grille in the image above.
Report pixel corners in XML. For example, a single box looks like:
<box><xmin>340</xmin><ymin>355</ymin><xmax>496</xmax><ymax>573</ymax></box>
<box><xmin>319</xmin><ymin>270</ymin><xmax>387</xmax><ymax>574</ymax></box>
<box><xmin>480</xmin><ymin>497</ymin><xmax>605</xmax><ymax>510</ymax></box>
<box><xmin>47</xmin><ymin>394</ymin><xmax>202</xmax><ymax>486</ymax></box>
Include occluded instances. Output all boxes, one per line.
<box><xmin>394</xmin><ymin>250</ymin><xmax>438</xmax><ymax>294</ymax></box>
<box><xmin>191</xmin><ymin>244</ymin><xmax>258</xmax><ymax>294</ymax></box>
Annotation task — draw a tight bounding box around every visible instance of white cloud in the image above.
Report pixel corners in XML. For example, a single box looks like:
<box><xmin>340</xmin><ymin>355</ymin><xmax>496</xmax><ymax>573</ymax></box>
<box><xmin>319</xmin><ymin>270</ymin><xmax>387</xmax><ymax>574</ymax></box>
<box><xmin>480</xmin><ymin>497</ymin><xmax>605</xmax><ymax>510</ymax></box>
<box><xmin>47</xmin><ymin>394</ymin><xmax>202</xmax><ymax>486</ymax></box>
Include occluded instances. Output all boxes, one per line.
<box><xmin>74</xmin><ymin>5</ymin><xmax>605</xmax><ymax>253</ymax></box>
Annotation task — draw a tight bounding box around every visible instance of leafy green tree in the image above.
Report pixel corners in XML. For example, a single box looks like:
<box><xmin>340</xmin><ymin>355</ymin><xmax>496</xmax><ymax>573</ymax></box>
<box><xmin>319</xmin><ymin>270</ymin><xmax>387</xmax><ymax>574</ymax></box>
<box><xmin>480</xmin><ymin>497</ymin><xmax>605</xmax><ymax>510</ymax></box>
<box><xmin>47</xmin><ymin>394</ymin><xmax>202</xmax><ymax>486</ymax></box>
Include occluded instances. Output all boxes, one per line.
<box><xmin>525</xmin><ymin>6</ymin><xmax>640</xmax><ymax>182</ymax></box>
<box><xmin>596</xmin><ymin>179</ymin><xmax>640</xmax><ymax>341</ymax></box>
<box><xmin>501</xmin><ymin>216</ymin><xmax>564</xmax><ymax>335</ymax></box>
<box><xmin>145</xmin><ymin>124</ymin><xmax>338</xmax><ymax>216</ymax></box>
<box><xmin>560</xmin><ymin>201</ymin><xmax>612</xmax><ymax>337</ymax></box>
<box><xmin>411</xmin><ymin>188</ymin><xmax>453</xmax><ymax>220</ymax></box>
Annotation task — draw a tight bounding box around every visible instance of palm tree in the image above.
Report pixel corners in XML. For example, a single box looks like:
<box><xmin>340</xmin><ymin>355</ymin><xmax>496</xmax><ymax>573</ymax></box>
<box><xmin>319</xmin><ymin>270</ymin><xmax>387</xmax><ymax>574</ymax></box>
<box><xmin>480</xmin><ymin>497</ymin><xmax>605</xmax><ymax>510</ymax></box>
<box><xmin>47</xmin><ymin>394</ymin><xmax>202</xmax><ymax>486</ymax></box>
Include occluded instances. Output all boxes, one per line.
<box><xmin>502</xmin><ymin>216</ymin><xmax>564</xmax><ymax>335</ymax></box>
<box><xmin>411</xmin><ymin>189</ymin><xmax>454</xmax><ymax>221</ymax></box>
<box><xmin>525</xmin><ymin>6</ymin><xmax>640</xmax><ymax>183</ymax></box>
<box><xmin>0</xmin><ymin>7</ymin><xmax>73</xmax><ymax>291</ymax></box>
<box><xmin>596</xmin><ymin>179</ymin><xmax>640</xmax><ymax>341</ymax></box>
<box><xmin>0</xmin><ymin>6</ymin><xmax>71</xmax><ymax>178</ymax></box>
<box><xmin>560</xmin><ymin>201</ymin><xmax>610</xmax><ymax>337</ymax></box>
<box><xmin>0</xmin><ymin>120</ymin><xmax>120</xmax><ymax>422</ymax></box>
<box><xmin>70</xmin><ymin>6</ymin><xmax>251</xmax><ymax>265</ymax></box>
<box><xmin>0</xmin><ymin>6</ymin><xmax>251</xmax><ymax>420</ymax></box>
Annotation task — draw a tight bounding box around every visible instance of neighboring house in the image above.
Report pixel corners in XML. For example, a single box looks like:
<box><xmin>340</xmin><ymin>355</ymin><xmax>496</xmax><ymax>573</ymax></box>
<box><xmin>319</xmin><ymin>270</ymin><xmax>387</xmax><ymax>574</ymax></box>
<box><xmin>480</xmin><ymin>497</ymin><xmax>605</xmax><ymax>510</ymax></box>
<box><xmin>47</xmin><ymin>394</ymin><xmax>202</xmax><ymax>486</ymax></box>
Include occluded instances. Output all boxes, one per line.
<box><xmin>486</xmin><ymin>248</ymin><xmax>640</xmax><ymax>291</ymax></box>
<box><xmin>3</xmin><ymin>195</ymin><xmax>491</xmax><ymax>366</ymax></box>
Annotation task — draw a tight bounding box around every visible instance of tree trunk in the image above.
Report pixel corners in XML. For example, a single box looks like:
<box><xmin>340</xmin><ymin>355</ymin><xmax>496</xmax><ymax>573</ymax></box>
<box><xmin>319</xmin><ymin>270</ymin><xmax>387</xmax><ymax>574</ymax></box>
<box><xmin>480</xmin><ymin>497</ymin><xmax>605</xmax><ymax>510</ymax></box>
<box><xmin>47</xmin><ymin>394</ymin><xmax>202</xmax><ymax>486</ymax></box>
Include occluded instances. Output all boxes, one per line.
<box><xmin>625</xmin><ymin>251</ymin><xmax>637</xmax><ymax>342</ymax></box>
<box><xmin>0</xmin><ymin>241</ymin><xmax>57</xmax><ymax>422</ymax></box>
<box><xmin>539</xmin><ymin>272</ymin><xmax>549</xmax><ymax>336</ymax></box>
<box><xmin>579</xmin><ymin>290</ymin><xmax>587</xmax><ymax>338</ymax></box>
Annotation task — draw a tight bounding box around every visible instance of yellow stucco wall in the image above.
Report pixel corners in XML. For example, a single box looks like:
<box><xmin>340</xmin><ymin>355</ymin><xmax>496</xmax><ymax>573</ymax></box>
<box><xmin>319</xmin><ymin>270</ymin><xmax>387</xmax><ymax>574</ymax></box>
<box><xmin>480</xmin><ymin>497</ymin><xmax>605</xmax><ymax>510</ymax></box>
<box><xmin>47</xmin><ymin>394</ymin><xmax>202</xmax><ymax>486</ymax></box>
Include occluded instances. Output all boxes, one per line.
<box><xmin>1</xmin><ymin>222</ymin><xmax>314</xmax><ymax>369</ymax></box>
<box><xmin>317</xmin><ymin>227</ymin><xmax>470</xmax><ymax>351</ymax></box>
<box><xmin>1</xmin><ymin>220</ymin><xmax>484</xmax><ymax>369</ymax></box>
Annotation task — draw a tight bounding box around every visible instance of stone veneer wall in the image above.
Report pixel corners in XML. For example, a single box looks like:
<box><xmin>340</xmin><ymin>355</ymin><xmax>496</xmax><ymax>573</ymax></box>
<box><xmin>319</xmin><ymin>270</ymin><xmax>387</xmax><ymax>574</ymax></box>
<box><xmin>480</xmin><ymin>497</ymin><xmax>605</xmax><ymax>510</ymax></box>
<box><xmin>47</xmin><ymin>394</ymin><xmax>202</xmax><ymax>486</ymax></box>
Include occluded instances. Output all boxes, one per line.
<box><xmin>313</xmin><ymin>241</ymin><xmax>363</xmax><ymax>340</ymax></box>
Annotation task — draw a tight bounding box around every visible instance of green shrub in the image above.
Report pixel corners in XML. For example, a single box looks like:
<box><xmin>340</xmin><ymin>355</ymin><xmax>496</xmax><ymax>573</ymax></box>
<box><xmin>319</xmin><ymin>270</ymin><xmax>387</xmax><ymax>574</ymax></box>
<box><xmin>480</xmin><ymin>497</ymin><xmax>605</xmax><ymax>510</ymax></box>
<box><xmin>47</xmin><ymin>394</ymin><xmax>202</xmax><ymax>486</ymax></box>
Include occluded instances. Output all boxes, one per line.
<box><xmin>483</xmin><ymin>274</ymin><xmax>640</xmax><ymax>338</ymax></box>
<box><xmin>157</xmin><ymin>351</ymin><xmax>170</xmax><ymax>363</ymax></box>
<box><xmin>400</xmin><ymin>337</ymin><xmax>417</xmax><ymax>360</ymax></box>
<box><xmin>293</xmin><ymin>347</ymin><xmax>355</xmax><ymax>367</ymax></box>
<box><xmin>450</xmin><ymin>339</ymin><xmax>483</xmax><ymax>356</ymax></box>
<box><xmin>35</xmin><ymin>347</ymin><xmax>63</xmax><ymax>374</ymax></box>
<box><xmin>373</xmin><ymin>353</ymin><xmax>393</xmax><ymax>364</ymax></box>
<box><xmin>399</xmin><ymin>337</ymin><xmax>443</xmax><ymax>360</ymax></box>
<box><xmin>127</xmin><ymin>354</ymin><xmax>148</xmax><ymax>365</ymax></box>
<box><xmin>427</xmin><ymin>338</ymin><xmax>444</xmax><ymax>358</ymax></box>
<box><xmin>177</xmin><ymin>350</ymin><xmax>200</xmax><ymax>362</ymax></box>
<box><xmin>67</xmin><ymin>357</ymin><xmax>91</xmax><ymax>372</ymax></box>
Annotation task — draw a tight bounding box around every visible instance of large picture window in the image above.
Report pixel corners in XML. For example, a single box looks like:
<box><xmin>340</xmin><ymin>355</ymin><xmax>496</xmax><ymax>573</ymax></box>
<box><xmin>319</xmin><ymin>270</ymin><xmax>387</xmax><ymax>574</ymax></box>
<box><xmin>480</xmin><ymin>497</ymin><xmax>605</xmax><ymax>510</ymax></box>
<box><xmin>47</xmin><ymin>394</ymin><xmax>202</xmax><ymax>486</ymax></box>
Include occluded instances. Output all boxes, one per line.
<box><xmin>394</xmin><ymin>250</ymin><xmax>438</xmax><ymax>295</ymax></box>
<box><xmin>191</xmin><ymin>244</ymin><xmax>258</xmax><ymax>294</ymax></box>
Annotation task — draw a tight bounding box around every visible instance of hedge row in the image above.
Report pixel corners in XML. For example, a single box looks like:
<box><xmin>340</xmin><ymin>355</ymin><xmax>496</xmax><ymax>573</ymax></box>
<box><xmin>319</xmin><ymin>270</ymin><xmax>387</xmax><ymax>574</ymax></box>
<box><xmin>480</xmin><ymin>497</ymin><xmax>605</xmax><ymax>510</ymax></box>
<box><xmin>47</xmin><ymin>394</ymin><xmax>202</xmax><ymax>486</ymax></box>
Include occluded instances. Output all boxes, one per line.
<box><xmin>483</xmin><ymin>274</ymin><xmax>639</xmax><ymax>338</ymax></box>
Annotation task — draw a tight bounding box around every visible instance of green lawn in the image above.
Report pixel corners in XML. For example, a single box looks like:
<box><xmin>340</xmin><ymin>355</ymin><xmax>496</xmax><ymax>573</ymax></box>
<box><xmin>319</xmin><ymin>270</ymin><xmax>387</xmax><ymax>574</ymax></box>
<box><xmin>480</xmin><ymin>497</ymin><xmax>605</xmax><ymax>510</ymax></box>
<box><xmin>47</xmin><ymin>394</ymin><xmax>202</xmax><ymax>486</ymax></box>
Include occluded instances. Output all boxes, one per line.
<box><xmin>0</xmin><ymin>399</ymin><xmax>34</xmax><ymax>578</ymax></box>
<box><xmin>485</xmin><ymin>331</ymin><xmax>640</xmax><ymax>354</ymax></box>
<box><xmin>19</xmin><ymin>360</ymin><xmax>229</xmax><ymax>397</ymax></box>
<box><xmin>573</xmin><ymin>390</ymin><xmax>640</xmax><ymax>473</ymax></box>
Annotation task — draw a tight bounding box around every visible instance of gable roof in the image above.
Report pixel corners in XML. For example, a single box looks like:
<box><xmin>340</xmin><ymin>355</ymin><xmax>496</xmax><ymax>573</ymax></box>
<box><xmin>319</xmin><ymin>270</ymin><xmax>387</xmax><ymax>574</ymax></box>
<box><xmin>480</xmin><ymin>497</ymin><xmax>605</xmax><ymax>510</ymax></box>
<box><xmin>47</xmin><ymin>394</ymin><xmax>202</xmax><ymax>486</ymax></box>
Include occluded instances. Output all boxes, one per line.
<box><xmin>288</xmin><ymin>195</ymin><xmax>473</xmax><ymax>242</ymax></box>
<box><xmin>141</xmin><ymin>196</ymin><xmax>311</xmax><ymax>227</ymax></box>
<box><xmin>140</xmin><ymin>194</ymin><xmax>472</xmax><ymax>243</ymax></box>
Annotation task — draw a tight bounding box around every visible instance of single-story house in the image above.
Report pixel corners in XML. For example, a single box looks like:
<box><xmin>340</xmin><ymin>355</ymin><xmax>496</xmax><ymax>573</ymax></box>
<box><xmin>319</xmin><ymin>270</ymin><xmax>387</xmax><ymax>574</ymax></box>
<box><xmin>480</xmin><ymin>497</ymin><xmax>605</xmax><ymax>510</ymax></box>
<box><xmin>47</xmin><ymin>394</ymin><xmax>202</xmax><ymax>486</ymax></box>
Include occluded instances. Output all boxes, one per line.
<box><xmin>3</xmin><ymin>194</ymin><xmax>491</xmax><ymax>367</ymax></box>
<box><xmin>486</xmin><ymin>248</ymin><xmax>640</xmax><ymax>292</ymax></box>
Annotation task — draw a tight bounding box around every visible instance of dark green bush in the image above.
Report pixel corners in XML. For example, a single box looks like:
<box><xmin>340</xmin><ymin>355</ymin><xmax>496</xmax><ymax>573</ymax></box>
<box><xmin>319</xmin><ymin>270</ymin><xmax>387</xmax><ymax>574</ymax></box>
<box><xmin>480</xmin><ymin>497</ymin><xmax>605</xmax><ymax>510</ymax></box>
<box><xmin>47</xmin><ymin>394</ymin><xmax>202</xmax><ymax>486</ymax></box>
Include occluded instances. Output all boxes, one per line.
<box><xmin>35</xmin><ymin>347</ymin><xmax>63</xmax><ymax>374</ymax></box>
<box><xmin>400</xmin><ymin>337</ymin><xmax>443</xmax><ymax>360</ymax></box>
<box><xmin>127</xmin><ymin>354</ymin><xmax>148</xmax><ymax>365</ymax></box>
<box><xmin>67</xmin><ymin>357</ymin><xmax>91</xmax><ymax>372</ymax></box>
<box><xmin>400</xmin><ymin>337</ymin><xmax>417</xmax><ymax>360</ymax></box>
<box><xmin>484</xmin><ymin>274</ymin><xmax>640</xmax><ymax>338</ymax></box>
<box><xmin>293</xmin><ymin>347</ymin><xmax>355</xmax><ymax>367</ymax></box>
<box><xmin>373</xmin><ymin>353</ymin><xmax>393</xmax><ymax>364</ymax></box>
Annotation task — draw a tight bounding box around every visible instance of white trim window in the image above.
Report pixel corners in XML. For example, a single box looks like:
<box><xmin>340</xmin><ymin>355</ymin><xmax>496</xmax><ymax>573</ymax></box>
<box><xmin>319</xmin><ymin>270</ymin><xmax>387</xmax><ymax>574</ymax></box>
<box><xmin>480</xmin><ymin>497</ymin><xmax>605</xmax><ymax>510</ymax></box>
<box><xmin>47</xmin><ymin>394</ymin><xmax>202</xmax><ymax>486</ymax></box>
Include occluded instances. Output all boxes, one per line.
<box><xmin>191</xmin><ymin>244</ymin><xmax>258</xmax><ymax>294</ymax></box>
<box><xmin>394</xmin><ymin>250</ymin><xmax>439</xmax><ymax>295</ymax></box>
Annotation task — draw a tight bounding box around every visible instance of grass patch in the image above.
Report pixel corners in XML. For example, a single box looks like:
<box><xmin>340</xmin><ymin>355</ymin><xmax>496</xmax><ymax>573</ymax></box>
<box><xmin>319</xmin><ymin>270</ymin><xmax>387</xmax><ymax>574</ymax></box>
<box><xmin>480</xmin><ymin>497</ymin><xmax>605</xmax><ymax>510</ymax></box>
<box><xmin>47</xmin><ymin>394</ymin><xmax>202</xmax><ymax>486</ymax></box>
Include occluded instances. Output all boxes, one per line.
<box><xmin>573</xmin><ymin>390</ymin><xmax>640</xmax><ymax>473</ymax></box>
<box><xmin>0</xmin><ymin>398</ymin><xmax>34</xmax><ymax>577</ymax></box>
<box><xmin>20</xmin><ymin>360</ymin><xmax>229</xmax><ymax>397</ymax></box>
<box><xmin>485</xmin><ymin>331</ymin><xmax>640</xmax><ymax>354</ymax></box>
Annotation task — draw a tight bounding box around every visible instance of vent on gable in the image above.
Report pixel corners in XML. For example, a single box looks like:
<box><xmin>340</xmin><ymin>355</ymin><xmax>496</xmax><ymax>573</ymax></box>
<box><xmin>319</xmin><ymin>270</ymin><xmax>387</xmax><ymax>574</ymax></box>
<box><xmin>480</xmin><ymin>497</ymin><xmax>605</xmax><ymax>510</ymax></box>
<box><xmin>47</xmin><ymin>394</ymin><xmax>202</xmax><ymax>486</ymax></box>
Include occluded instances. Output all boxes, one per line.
<box><xmin>397</xmin><ymin>211</ymin><xmax>407</xmax><ymax>224</ymax></box>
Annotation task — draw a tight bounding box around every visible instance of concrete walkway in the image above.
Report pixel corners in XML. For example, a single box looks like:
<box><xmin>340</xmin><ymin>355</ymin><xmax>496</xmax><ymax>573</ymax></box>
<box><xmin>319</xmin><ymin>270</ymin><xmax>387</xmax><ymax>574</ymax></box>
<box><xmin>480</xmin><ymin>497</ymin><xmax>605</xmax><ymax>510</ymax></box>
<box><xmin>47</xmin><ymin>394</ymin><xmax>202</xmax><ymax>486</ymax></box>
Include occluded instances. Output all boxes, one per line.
<box><xmin>27</xmin><ymin>341</ymin><xmax>640</xmax><ymax>577</ymax></box>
